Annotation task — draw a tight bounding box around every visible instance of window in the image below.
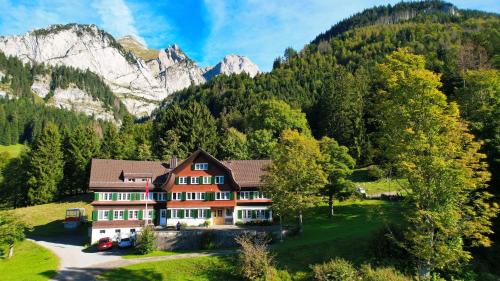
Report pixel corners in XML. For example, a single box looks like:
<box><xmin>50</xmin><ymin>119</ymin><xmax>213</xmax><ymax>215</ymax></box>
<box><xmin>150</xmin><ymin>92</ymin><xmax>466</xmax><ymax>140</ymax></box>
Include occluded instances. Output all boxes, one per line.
<box><xmin>130</xmin><ymin>229</ymin><xmax>136</xmax><ymax>233</ymax></box>
<box><xmin>146</xmin><ymin>210</ymin><xmax>153</xmax><ymax>219</ymax></box>
<box><xmin>216</xmin><ymin>192</ymin><xmax>230</xmax><ymax>200</ymax></box>
<box><xmin>172</xmin><ymin>192</ymin><xmax>182</xmax><ymax>201</ymax></box>
<box><xmin>225</xmin><ymin>209</ymin><xmax>232</xmax><ymax>216</ymax></box>
<box><xmin>153</xmin><ymin>192</ymin><xmax>158</xmax><ymax>200</ymax></box>
<box><xmin>98</xmin><ymin>210</ymin><xmax>109</xmax><ymax>220</ymax></box>
<box><xmin>102</xmin><ymin>193</ymin><xmax>113</xmax><ymax>201</ymax></box>
<box><xmin>178</xmin><ymin>177</ymin><xmax>188</xmax><ymax>184</ymax></box>
<box><xmin>239</xmin><ymin>191</ymin><xmax>266</xmax><ymax>200</ymax></box>
<box><xmin>126</xmin><ymin>193</ymin><xmax>131</xmax><ymax>200</ymax></box>
<box><xmin>115</xmin><ymin>229</ymin><xmax>121</xmax><ymax>233</ymax></box>
<box><xmin>190</xmin><ymin>177</ymin><xmax>199</xmax><ymax>184</ymax></box>
<box><xmin>118</xmin><ymin>193</ymin><xmax>129</xmax><ymax>201</ymax></box>
<box><xmin>215</xmin><ymin>176</ymin><xmax>224</xmax><ymax>184</ymax></box>
<box><xmin>114</xmin><ymin>210</ymin><xmax>124</xmax><ymax>220</ymax></box>
<box><xmin>194</xmin><ymin>163</ymin><xmax>208</xmax><ymax>170</ymax></box>
<box><xmin>187</xmin><ymin>192</ymin><xmax>205</xmax><ymax>200</ymax></box>
<box><xmin>140</xmin><ymin>193</ymin><xmax>145</xmax><ymax>201</ymax></box>
<box><xmin>127</xmin><ymin>178</ymin><xmax>136</xmax><ymax>182</ymax></box>
<box><xmin>202</xmin><ymin>176</ymin><xmax>211</xmax><ymax>184</ymax></box>
<box><xmin>158</xmin><ymin>192</ymin><xmax>165</xmax><ymax>201</ymax></box>
<box><xmin>242</xmin><ymin>209</ymin><xmax>267</xmax><ymax>219</ymax></box>
<box><xmin>100</xmin><ymin>230</ymin><xmax>105</xmax><ymax>234</ymax></box>
<box><xmin>128</xmin><ymin>210</ymin><xmax>139</xmax><ymax>220</ymax></box>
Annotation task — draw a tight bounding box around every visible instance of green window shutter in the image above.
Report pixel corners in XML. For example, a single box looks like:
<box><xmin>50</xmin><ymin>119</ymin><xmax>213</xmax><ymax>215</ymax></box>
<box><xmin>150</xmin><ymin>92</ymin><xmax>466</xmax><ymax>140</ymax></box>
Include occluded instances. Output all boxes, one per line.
<box><xmin>124</xmin><ymin>210</ymin><xmax>128</xmax><ymax>220</ymax></box>
<box><xmin>211</xmin><ymin>176</ymin><xmax>215</xmax><ymax>184</ymax></box>
<box><xmin>109</xmin><ymin>210</ymin><xmax>113</xmax><ymax>221</ymax></box>
<box><xmin>198</xmin><ymin>176</ymin><xmax>203</xmax><ymax>184</ymax></box>
<box><xmin>203</xmin><ymin>192</ymin><xmax>208</xmax><ymax>201</ymax></box>
<box><xmin>237</xmin><ymin>192</ymin><xmax>240</xmax><ymax>200</ymax></box>
<box><xmin>92</xmin><ymin>210</ymin><xmax>97</xmax><ymax>221</ymax></box>
<box><xmin>175</xmin><ymin>177</ymin><xmax>179</xmax><ymax>184</ymax></box>
<box><xmin>187</xmin><ymin>176</ymin><xmax>191</xmax><ymax>185</ymax></box>
<box><xmin>210</xmin><ymin>192</ymin><xmax>215</xmax><ymax>201</ymax></box>
<box><xmin>191</xmin><ymin>164</ymin><xmax>195</xmax><ymax>170</ymax></box>
<box><xmin>152</xmin><ymin>210</ymin><xmax>157</xmax><ymax>219</ymax></box>
<box><xmin>252</xmin><ymin>210</ymin><xmax>257</xmax><ymax>219</ymax></box>
<box><xmin>193</xmin><ymin>209</ymin><xmax>198</xmax><ymax>219</ymax></box>
<box><xmin>167</xmin><ymin>209</ymin><xmax>171</xmax><ymax>218</ymax></box>
<box><xmin>265</xmin><ymin>210</ymin><xmax>270</xmax><ymax>219</ymax></box>
<box><xmin>250</xmin><ymin>191</ymin><xmax>254</xmax><ymax>200</ymax></box>
<box><xmin>179</xmin><ymin>209</ymin><xmax>185</xmax><ymax>218</ymax></box>
<box><xmin>181</xmin><ymin>192</ymin><xmax>186</xmax><ymax>201</ymax></box>
<box><xmin>94</xmin><ymin>192</ymin><xmax>99</xmax><ymax>201</ymax></box>
<box><xmin>238</xmin><ymin>210</ymin><xmax>242</xmax><ymax>219</ymax></box>
<box><xmin>112</xmin><ymin>193</ymin><xmax>117</xmax><ymax>201</ymax></box>
<box><xmin>167</xmin><ymin>192</ymin><xmax>172</xmax><ymax>201</ymax></box>
<box><xmin>205</xmin><ymin>209</ymin><xmax>210</xmax><ymax>218</ymax></box>
<box><xmin>138</xmin><ymin>210</ymin><xmax>143</xmax><ymax>220</ymax></box>
<box><xmin>229</xmin><ymin>192</ymin><xmax>234</xmax><ymax>200</ymax></box>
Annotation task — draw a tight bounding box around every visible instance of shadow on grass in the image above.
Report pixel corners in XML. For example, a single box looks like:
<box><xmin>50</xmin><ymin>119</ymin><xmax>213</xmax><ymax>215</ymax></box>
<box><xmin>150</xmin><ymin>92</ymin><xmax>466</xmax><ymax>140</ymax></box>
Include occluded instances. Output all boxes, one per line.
<box><xmin>39</xmin><ymin>270</ymin><xmax>57</xmax><ymax>279</ymax></box>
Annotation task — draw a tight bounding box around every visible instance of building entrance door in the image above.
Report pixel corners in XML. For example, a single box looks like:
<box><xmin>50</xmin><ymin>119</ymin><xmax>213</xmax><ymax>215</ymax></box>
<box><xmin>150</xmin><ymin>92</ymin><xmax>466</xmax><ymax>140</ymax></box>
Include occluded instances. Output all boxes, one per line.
<box><xmin>160</xmin><ymin>209</ymin><xmax>166</xmax><ymax>225</ymax></box>
<box><xmin>213</xmin><ymin>208</ymin><xmax>225</xmax><ymax>225</ymax></box>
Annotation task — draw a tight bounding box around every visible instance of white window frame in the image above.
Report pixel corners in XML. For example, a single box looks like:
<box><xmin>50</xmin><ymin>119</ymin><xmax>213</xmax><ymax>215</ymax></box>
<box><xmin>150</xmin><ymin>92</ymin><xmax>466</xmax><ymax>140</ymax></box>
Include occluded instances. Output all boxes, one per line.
<box><xmin>190</xmin><ymin>176</ymin><xmax>200</xmax><ymax>184</ymax></box>
<box><xmin>215</xmin><ymin>192</ymin><xmax>230</xmax><ymax>200</ymax></box>
<box><xmin>215</xmin><ymin>176</ymin><xmax>224</xmax><ymax>184</ymax></box>
<box><xmin>172</xmin><ymin>192</ymin><xmax>182</xmax><ymax>201</ymax></box>
<box><xmin>128</xmin><ymin>210</ymin><xmax>139</xmax><ymax>220</ymax></box>
<box><xmin>146</xmin><ymin>210</ymin><xmax>153</xmax><ymax>219</ymax></box>
<box><xmin>202</xmin><ymin>176</ymin><xmax>211</xmax><ymax>184</ymax></box>
<box><xmin>114</xmin><ymin>210</ymin><xmax>124</xmax><ymax>220</ymax></box>
<box><xmin>101</xmin><ymin>193</ymin><xmax>113</xmax><ymax>201</ymax></box>
<box><xmin>98</xmin><ymin>210</ymin><xmax>109</xmax><ymax>220</ymax></box>
<box><xmin>178</xmin><ymin>177</ymin><xmax>188</xmax><ymax>184</ymax></box>
<box><xmin>194</xmin><ymin>163</ymin><xmax>209</xmax><ymax>170</ymax></box>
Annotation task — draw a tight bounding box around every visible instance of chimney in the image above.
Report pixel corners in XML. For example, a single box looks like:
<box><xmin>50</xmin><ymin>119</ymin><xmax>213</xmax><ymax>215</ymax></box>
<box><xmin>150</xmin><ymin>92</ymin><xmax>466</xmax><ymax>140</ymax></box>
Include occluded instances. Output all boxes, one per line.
<box><xmin>169</xmin><ymin>155</ymin><xmax>178</xmax><ymax>169</ymax></box>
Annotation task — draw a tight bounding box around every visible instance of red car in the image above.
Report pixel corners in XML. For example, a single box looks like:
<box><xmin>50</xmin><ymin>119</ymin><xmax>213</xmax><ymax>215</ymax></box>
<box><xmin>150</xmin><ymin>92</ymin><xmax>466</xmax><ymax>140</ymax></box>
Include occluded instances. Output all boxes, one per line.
<box><xmin>96</xmin><ymin>237</ymin><xmax>113</xmax><ymax>251</ymax></box>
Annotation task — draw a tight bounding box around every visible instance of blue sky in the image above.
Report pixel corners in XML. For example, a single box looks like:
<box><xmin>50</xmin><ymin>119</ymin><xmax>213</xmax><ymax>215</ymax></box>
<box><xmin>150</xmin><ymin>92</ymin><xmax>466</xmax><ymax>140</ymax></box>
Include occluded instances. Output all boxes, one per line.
<box><xmin>0</xmin><ymin>0</ymin><xmax>498</xmax><ymax>71</ymax></box>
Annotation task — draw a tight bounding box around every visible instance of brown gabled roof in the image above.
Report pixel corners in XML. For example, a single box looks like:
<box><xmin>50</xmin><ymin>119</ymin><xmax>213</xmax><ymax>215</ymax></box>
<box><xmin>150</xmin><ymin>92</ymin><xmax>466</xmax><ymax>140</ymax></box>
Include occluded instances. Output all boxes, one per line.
<box><xmin>222</xmin><ymin>160</ymin><xmax>271</xmax><ymax>187</ymax></box>
<box><xmin>89</xmin><ymin>159</ymin><xmax>170</xmax><ymax>189</ymax></box>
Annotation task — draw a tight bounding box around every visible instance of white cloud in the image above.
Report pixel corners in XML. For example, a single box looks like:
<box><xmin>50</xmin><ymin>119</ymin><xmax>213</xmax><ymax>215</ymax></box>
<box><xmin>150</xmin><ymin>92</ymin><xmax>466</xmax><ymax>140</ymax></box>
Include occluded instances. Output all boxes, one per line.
<box><xmin>91</xmin><ymin>0</ymin><xmax>146</xmax><ymax>46</ymax></box>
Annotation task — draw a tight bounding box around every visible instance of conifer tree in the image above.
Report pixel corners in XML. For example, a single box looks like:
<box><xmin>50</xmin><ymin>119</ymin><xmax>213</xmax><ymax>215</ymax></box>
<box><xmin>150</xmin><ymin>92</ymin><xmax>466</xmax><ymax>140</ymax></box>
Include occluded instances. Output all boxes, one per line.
<box><xmin>26</xmin><ymin>121</ymin><xmax>64</xmax><ymax>205</ymax></box>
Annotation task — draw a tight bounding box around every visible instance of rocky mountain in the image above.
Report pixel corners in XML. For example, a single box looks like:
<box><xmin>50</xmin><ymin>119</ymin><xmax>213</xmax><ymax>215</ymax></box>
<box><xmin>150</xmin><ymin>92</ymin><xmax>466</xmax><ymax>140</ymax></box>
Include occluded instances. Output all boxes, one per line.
<box><xmin>0</xmin><ymin>24</ymin><xmax>259</xmax><ymax>119</ymax></box>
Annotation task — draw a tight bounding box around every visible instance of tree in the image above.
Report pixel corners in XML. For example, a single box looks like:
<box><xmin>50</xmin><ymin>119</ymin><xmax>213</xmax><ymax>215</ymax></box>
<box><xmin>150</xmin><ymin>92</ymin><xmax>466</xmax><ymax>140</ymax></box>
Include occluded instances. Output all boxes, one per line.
<box><xmin>26</xmin><ymin>121</ymin><xmax>64</xmax><ymax>205</ymax></box>
<box><xmin>0</xmin><ymin>150</ymin><xmax>29</xmax><ymax>207</ymax></box>
<box><xmin>62</xmin><ymin>124</ymin><xmax>100</xmax><ymax>195</ymax></box>
<box><xmin>376</xmin><ymin>49</ymin><xmax>498</xmax><ymax>277</ymax></box>
<box><xmin>319</xmin><ymin>137</ymin><xmax>356</xmax><ymax>217</ymax></box>
<box><xmin>0</xmin><ymin>213</ymin><xmax>28</xmax><ymax>258</ymax></box>
<box><xmin>247</xmin><ymin>130</ymin><xmax>277</xmax><ymax>159</ymax></box>
<box><xmin>218</xmin><ymin>127</ymin><xmax>249</xmax><ymax>160</ymax></box>
<box><xmin>247</xmin><ymin>99</ymin><xmax>311</xmax><ymax>138</ymax></box>
<box><xmin>262</xmin><ymin>129</ymin><xmax>327</xmax><ymax>233</ymax></box>
<box><xmin>136</xmin><ymin>225</ymin><xmax>155</xmax><ymax>254</ymax></box>
<box><xmin>152</xmin><ymin>101</ymin><xmax>218</xmax><ymax>158</ymax></box>
<box><xmin>235</xmin><ymin>234</ymin><xmax>276</xmax><ymax>281</ymax></box>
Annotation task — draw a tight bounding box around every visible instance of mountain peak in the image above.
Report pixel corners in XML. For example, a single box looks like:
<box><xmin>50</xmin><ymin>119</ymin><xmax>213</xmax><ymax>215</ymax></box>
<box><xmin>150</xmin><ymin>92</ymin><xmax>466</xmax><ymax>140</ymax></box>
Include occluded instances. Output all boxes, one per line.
<box><xmin>204</xmin><ymin>54</ymin><xmax>260</xmax><ymax>80</ymax></box>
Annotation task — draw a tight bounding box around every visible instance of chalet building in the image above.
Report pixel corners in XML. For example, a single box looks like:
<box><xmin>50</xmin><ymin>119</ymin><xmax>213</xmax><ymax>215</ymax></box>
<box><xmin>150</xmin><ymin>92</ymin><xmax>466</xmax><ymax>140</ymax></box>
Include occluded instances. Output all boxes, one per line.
<box><xmin>88</xmin><ymin>149</ymin><xmax>272</xmax><ymax>243</ymax></box>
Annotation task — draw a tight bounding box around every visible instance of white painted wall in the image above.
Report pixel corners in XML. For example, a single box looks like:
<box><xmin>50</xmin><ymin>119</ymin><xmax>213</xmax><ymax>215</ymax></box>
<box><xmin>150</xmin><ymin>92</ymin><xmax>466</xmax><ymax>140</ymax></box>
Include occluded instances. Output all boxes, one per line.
<box><xmin>234</xmin><ymin>206</ymin><xmax>272</xmax><ymax>223</ymax></box>
<box><xmin>91</xmin><ymin>226</ymin><xmax>142</xmax><ymax>244</ymax></box>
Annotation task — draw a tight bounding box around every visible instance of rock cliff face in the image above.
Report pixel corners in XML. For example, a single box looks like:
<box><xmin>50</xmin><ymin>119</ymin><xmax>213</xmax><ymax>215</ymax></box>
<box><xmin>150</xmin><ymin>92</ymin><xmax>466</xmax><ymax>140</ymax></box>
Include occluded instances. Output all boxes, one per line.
<box><xmin>0</xmin><ymin>24</ymin><xmax>260</xmax><ymax>118</ymax></box>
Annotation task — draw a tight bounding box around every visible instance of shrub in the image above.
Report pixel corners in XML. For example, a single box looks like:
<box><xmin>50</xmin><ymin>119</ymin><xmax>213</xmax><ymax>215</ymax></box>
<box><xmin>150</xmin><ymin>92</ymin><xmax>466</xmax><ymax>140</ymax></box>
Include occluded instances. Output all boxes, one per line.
<box><xmin>200</xmin><ymin>231</ymin><xmax>216</xmax><ymax>250</ymax></box>
<box><xmin>235</xmin><ymin>233</ymin><xmax>275</xmax><ymax>280</ymax></box>
<box><xmin>368</xmin><ymin>224</ymin><xmax>411</xmax><ymax>269</ymax></box>
<box><xmin>311</xmin><ymin>258</ymin><xmax>358</xmax><ymax>281</ymax></box>
<box><xmin>359</xmin><ymin>264</ymin><xmax>411</xmax><ymax>281</ymax></box>
<box><xmin>366</xmin><ymin>165</ymin><xmax>384</xmax><ymax>180</ymax></box>
<box><xmin>136</xmin><ymin>226</ymin><xmax>155</xmax><ymax>254</ymax></box>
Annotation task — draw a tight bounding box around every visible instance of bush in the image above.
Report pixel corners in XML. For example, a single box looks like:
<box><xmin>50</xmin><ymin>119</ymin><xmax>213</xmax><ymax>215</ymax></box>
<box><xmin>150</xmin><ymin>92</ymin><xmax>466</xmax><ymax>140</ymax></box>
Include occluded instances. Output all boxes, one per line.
<box><xmin>235</xmin><ymin>233</ymin><xmax>275</xmax><ymax>280</ymax></box>
<box><xmin>366</xmin><ymin>165</ymin><xmax>384</xmax><ymax>180</ymax></box>
<box><xmin>311</xmin><ymin>258</ymin><xmax>358</xmax><ymax>281</ymax></box>
<box><xmin>136</xmin><ymin>226</ymin><xmax>155</xmax><ymax>254</ymax></box>
<box><xmin>368</xmin><ymin>224</ymin><xmax>411</xmax><ymax>269</ymax></box>
<box><xmin>200</xmin><ymin>231</ymin><xmax>216</xmax><ymax>250</ymax></box>
<box><xmin>359</xmin><ymin>264</ymin><xmax>411</xmax><ymax>281</ymax></box>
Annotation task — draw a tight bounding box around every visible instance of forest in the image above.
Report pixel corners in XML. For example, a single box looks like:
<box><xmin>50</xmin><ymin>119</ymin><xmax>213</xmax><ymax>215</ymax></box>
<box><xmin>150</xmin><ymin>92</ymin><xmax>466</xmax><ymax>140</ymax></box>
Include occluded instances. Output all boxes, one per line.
<box><xmin>0</xmin><ymin>1</ymin><xmax>498</xmax><ymax>279</ymax></box>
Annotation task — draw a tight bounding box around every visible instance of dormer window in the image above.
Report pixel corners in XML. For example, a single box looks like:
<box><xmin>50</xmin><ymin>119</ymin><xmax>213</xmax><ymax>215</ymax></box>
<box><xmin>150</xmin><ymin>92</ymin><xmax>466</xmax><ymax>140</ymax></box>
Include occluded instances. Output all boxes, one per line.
<box><xmin>194</xmin><ymin>163</ymin><xmax>209</xmax><ymax>170</ymax></box>
<box><xmin>127</xmin><ymin>178</ymin><xmax>136</xmax><ymax>182</ymax></box>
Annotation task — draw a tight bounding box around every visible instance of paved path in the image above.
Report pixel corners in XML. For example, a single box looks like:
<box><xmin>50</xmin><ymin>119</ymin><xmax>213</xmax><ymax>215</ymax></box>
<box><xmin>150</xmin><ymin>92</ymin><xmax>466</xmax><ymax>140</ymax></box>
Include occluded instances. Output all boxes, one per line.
<box><xmin>31</xmin><ymin>236</ymin><xmax>235</xmax><ymax>281</ymax></box>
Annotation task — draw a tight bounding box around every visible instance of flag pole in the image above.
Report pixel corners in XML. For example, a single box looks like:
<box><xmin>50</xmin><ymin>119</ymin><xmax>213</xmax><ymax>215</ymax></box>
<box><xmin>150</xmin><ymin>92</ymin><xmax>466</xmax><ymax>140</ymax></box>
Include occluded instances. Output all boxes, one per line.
<box><xmin>145</xmin><ymin>179</ymin><xmax>149</xmax><ymax>227</ymax></box>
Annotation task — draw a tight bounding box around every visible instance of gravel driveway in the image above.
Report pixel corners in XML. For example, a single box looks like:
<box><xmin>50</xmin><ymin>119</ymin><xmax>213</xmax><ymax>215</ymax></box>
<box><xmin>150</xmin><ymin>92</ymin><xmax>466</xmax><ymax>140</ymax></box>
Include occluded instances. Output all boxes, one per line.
<box><xmin>31</xmin><ymin>235</ymin><xmax>235</xmax><ymax>281</ymax></box>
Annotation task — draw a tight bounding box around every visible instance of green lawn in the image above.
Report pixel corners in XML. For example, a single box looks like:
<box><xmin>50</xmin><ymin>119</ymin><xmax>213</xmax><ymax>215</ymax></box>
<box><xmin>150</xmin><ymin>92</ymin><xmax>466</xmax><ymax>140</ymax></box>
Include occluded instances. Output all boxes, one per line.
<box><xmin>122</xmin><ymin>250</ymin><xmax>182</xmax><ymax>259</ymax></box>
<box><xmin>0</xmin><ymin>144</ymin><xmax>25</xmax><ymax>159</ymax></box>
<box><xmin>100</xmin><ymin>199</ymin><xmax>401</xmax><ymax>280</ymax></box>
<box><xmin>99</xmin><ymin>256</ymin><xmax>238</xmax><ymax>281</ymax></box>
<box><xmin>2</xmin><ymin>194</ymin><xmax>93</xmax><ymax>237</ymax></box>
<box><xmin>350</xmin><ymin>168</ymin><xmax>406</xmax><ymax>195</ymax></box>
<box><xmin>0</xmin><ymin>240</ymin><xmax>59</xmax><ymax>281</ymax></box>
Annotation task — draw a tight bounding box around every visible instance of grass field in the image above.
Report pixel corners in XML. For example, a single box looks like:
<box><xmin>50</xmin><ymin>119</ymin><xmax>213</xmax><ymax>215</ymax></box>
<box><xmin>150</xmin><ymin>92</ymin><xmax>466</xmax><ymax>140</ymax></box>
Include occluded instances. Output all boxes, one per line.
<box><xmin>350</xmin><ymin>168</ymin><xmax>406</xmax><ymax>195</ymax></box>
<box><xmin>122</xmin><ymin>250</ymin><xmax>183</xmax><ymax>259</ymax></box>
<box><xmin>2</xmin><ymin>194</ymin><xmax>93</xmax><ymax>237</ymax></box>
<box><xmin>99</xmin><ymin>256</ymin><xmax>238</xmax><ymax>281</ymax></box>
<box><xmin>99</xmin><ymin>199</ymin><xmax>401</xmax><ymax>280</ymax></box>
<box><xmin>0</xmin><ymin>240</ymin><xmax>59</xmax><ymax>281</ymax></box>
<box><xmin>0</xmin><ymin>144</ymin><xmax>25</xmax><ymax>159</ymax></box>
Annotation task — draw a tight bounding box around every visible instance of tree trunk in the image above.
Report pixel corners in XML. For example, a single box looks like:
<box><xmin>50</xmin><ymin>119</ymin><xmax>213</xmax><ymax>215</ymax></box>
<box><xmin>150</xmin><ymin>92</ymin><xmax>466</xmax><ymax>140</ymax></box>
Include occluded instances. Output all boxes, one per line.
<box><xmin>298</xmin><ymin>211</ymin><xmax>303</xmax><ymax>234</ymax></box>
<box><xmin>8</xmin><ymin>245</ymin><xmax>14</xmax><ymax>258</ymax></box>
<box><xmin>279</xmin><ymin>215</ymin><xmax>284</xmax><ymax>242</ymax></box>
<box><xmin>328</xmin><ymin>194</ymin><xmax>334</xmax><ymax>218</ymax></box>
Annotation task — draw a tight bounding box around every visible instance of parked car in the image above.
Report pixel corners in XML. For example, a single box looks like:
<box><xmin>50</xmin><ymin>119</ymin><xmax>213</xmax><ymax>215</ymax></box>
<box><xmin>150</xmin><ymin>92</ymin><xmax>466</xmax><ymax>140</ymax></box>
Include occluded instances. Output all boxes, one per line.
<box><xmin>118</xmin><ymin>238</ymin><xmax>133</xmax><ymax>248</ymax></box>
<box><xmin>96</xmin><ymin>237</ymin><xmax>113</xmax><ymax>251</ymax></box>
